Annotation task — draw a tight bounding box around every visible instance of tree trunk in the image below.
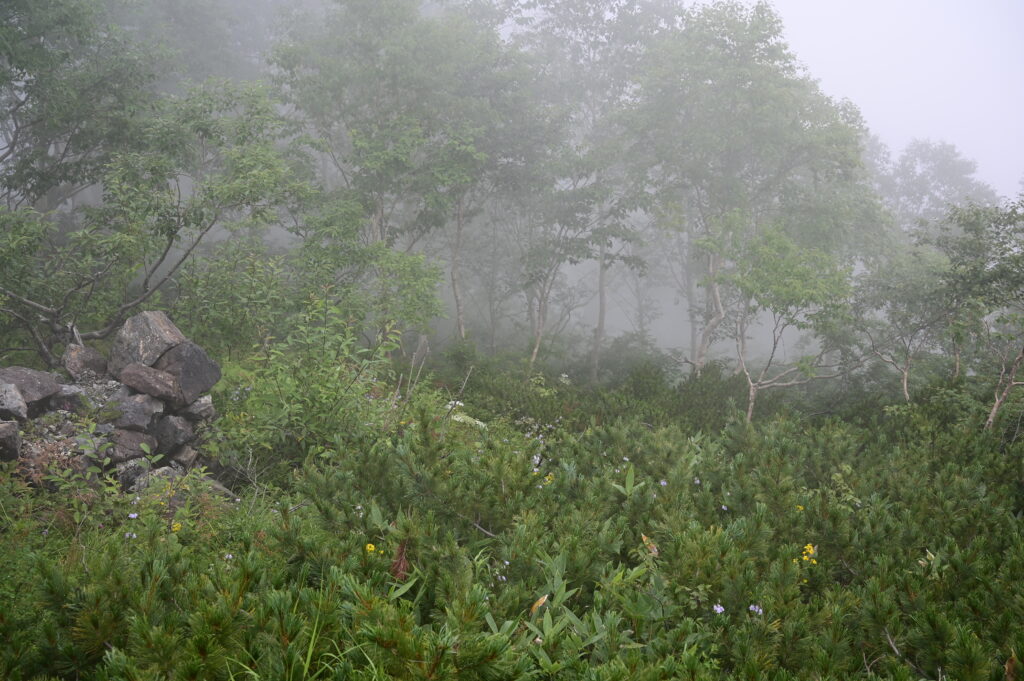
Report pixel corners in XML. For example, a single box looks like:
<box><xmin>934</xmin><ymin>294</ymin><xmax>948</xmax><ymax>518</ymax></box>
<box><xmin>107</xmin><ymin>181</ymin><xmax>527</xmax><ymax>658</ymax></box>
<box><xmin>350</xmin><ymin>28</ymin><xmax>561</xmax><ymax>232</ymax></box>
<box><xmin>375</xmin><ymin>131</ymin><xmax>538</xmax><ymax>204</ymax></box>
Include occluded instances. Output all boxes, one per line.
<box><xmin>528</xmin><ymin>295</ymin><xmax>546</xmax><ymax>375</ymax></box>
<box><xmin>985</xmin><ymin>345</ymin><xmax>1024</xmax><ymax>430</ymax></box>
<box><xmin>450</xmin><ymin>196</ymin><xmax>466</xmax><ymax>340</ymax></box>
<box><xmin>693</xmin><ymin>253</ymin><xmax>724</xmax><ymax>373</ymax></box>
<box><xmin>589</xmin><ymin>245</ymin><xmax>607</xmax><ymax>384</ymax></box>
<box><xmin>746</xmin><ymin>382</ymin><xmax>758</xmax><ymax>423</ymax></box>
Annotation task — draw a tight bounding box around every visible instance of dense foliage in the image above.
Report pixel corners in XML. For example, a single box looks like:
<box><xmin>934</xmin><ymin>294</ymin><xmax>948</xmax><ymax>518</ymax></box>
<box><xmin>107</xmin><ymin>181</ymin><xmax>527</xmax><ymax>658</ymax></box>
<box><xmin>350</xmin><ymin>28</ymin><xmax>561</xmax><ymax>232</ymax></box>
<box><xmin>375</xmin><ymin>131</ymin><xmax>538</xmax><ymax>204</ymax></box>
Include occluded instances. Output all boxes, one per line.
<box><xmin>3</xmin><ymin>331</ymin><xmax>1024</xmax><ymax>680</ymax></box>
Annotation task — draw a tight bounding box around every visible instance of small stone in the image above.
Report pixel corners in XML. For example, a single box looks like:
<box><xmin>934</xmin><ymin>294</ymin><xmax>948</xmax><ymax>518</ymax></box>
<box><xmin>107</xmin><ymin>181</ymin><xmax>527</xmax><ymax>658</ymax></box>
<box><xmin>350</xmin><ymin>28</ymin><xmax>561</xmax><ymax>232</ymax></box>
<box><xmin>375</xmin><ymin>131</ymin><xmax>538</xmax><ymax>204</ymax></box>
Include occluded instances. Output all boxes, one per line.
<box><xmin>110</xmin><ymin>393</ymin><xmax>164</xmax><ymax>432</ymax></box>
<box><xmin>179</xmin><ymin>395</ymin><xmax>216</xmax><ymax>422</ymax></box>
<box><xmin>108</xmin><ymin>429</ymin><xmax>158</xmax><ymax>464</ymax></box>
<box><xmin>0</xmin><ymin>383</ymin><xmax>28</xmax><ymax>421</ymax></box>
<box><xmin>119</xmin><ymin>363</ymin><xmax>184</xmax><ymax>404</ymax></box>
<box><xmin>154</xmin><ymin>342</ymin><xmax>220</xmax><ymax>405</ymax></box>
<box><xmin>153</xmin><ymin>415</ymin><xmax>193</xmax><ymax>454</ymax></box>
<box><xmin>108</xmin><ymin>311</ymin><xmax>187</xmax><ymax>377</ymax></box>
<box><xmin>62</xmin><ymin>344</ymin><xmax>108</xmax><ymax>381</ymax></box>
<box><xmin>0</xmin><ymin>421</ymin><xmax>21</xmax><ymax>462</ymax></box>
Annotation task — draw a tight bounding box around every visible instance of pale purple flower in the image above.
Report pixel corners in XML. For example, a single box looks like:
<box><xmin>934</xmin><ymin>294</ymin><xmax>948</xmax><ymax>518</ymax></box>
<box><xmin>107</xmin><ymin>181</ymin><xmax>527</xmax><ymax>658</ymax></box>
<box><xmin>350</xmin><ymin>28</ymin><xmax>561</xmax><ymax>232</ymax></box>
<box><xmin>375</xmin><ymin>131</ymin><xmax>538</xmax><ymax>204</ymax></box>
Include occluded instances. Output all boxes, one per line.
<box><xmin>124</xmin><ymin>532</ymin><xmax>137</xmax><ymax>539</ymax></box>
<box><xmin>659</xmin><ymin>479</ymin><xmax>668</xmax><ymax>487</ymax></box>
<box><xmin>721</xmin><ymin>505</ymin><xmax>728</xmax><ymax>511</ymax></box>
<box><xmin>224</xmin><ymin>553</ymin><xmax>234</xmax><ymax>560</ymax></box>
<box><xmin>712</xmin><ymin>603</ymin><xmax>725</xmax><ymax>614</ymax></box>
<box><xmin>749</xmin><ymin>604</ymin><xmax>763</xmax><ymax>615</ymax></box>
<box><xmin>128</xmin><ymin>512</ymin><xmax>138</xmax><ymax>519</ymax></box>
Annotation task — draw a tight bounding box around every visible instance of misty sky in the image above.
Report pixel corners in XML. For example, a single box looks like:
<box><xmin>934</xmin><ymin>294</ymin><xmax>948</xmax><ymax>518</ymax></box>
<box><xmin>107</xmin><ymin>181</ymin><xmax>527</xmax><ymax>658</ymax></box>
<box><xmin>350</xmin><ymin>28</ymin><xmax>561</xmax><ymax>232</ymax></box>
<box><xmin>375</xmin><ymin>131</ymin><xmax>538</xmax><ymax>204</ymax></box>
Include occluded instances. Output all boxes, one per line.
<box><xmin>767</xmin><ymin>0</ymin><xmax>1023</xmax><ymax>197</ymax></box>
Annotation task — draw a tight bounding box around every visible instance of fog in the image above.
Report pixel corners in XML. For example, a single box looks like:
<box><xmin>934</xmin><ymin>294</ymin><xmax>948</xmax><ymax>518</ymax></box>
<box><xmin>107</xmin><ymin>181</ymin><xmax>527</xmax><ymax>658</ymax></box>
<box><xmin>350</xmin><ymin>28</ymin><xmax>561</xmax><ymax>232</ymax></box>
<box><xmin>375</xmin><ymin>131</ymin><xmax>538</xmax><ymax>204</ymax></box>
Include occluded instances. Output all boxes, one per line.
<box><xmin>4</xmin><ymin>0</ymin><xmax>1021</xmax><ymax>400</ymax></box>
<box><xmin>770</xmin><ymin>0</ymin><xmax>1024</xmax><ymax>198</ymax></box>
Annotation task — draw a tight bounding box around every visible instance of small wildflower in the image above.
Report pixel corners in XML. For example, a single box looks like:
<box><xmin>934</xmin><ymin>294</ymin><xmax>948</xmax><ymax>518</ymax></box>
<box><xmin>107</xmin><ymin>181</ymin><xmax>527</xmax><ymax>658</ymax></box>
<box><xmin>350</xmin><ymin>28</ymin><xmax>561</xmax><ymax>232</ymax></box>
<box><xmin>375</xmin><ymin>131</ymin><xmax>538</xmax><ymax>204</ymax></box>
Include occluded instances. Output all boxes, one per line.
<box><xmin>224</xmin><ymin>553</ymin><xmax>234</xmax><ymax>560</ymax></box>
<box><xmin>543</xmin><ymin>472</ymin><xmax>555</xmax><ymax>485</ymax></box>
<box><xmin>694</xmin><ymin>477</ymin><xmax>701</xmax><ymax>485</ymax></box>
<box><xmin>365</xmin><ymin>543</ymin><xmax>376</xmax><ymax>553</ymax></box>
<box><xmin>128</xmin><ymin>512</ymin><xmax>138</xmax><ymax>519</ymax></box>
<box><xmin>712</xmin><ymin>603</ymin><xmax>725</xmax><ymax>614</ymax></box>
<box><xmin>749</xmin><ymin>604</ymin><xmax>763</xmax><ymax>615</ymax></box>
<box><xmin>171</xmin><ymin>521</ymin><xmax>182</xmax><ymax>533</ymax></box>
<box><xmin>659</xmin><ymin>479</ymin><xmax>668</xmax><ymax>487</ymax></box>
<box><xmin>795</xmin><ymin>504</ymin><xmax>804</xmax><ymax>511</ymax></box>
<box><xmin>41</xmin><ymin>529</ymin><xmax>48</xmax><ymax>536</ymax></box>
<box><xmin>124</xmin><ymin>532</ymin><xmax>137</xmax><ymax>539</ymax></box>
<box><xmin>622</xmin><ymin>456</ymin><xmax>629</xmax><ymax>462</ymax></box>
<box><xmin>721</xmin><ymin>504</ymin><xmax>728</xmax><ymax>511</ymax></box>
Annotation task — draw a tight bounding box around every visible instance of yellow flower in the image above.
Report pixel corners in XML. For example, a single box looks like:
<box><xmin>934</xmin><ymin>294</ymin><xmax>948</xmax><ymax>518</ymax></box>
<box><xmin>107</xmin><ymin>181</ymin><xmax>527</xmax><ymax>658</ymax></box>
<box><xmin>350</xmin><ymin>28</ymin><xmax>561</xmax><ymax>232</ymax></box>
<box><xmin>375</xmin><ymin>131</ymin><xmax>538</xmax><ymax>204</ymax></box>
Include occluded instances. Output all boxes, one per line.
<box><xmin>796</xmin><ymin>505</ymin><xmax>804</xmax><ymax>511</ymax></box>
<box><xmin>171</xmin><ymin>521</ymin><xmax>182</xmax><ymax>533</ymax></box>
<box><xmin>365</xmin><ymin>543</ymin><xmax>376</xmax><ymax>553</ymax></box>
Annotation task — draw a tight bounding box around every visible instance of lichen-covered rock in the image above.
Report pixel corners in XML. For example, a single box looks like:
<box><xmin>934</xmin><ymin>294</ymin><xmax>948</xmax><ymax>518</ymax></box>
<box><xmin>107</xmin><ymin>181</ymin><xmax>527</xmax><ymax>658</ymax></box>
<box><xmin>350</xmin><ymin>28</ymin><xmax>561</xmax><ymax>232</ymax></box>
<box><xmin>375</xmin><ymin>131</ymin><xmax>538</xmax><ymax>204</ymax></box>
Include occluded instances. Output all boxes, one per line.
<box><xmin>110</xmin><ymin>393</ymin><xmax>165</xmax><ymax>432</ymax></box>
<box><xmin>0</xmin><ymin>421</ymin><xmax>21</xmax><ymax>461</ymax></box>
<box><xmin>107</xmin><ymin>311</ymin><xmax>187</xmax><ymax>377</ymax></box>
<box><xmin>116</xmin><ymin>458</ymin><xmax>150</xmax><ymax>489</ymax></box>
<box><xmin>153</xmin><ymin>415</ymin><xmax>193</xmax><ymax>455</ymax></box>
<box><xmin>179</xmin><ymin>394</ymin><xmax>216</xmax><ymax>422</ymax></box>
<box><xmin>0</xmin><ymin>383</ymin><xmax>28</xmax><ymax>421</ymax></box>
<box><xmin>170</xmin><ymin>444</ymin><xmax>199</xmax><ymax>468</ymax></box>
<box><xmin>109</xmin><ymin>429</ymin><xmax>158</xmax><ymax>464</ymax></box>
<box><xmin>154</xmin><ymin>342</ymin><xmax>221</xmax><ymax>405</ymax></box>
<box><xmin>129</xmin><ymin>463</ymin><xmax>186</xmax><ymax>493</ymax></box>
<box><xmin>62</xmin><ymin>344</ymin><xmax>108</xmax><ymax>381</ymax></box>
<box><xmin>47</xmin><ymin>385</ymin><xmax>92</xmax><ymax>414</ymax></box>
<box><xmin>119</xmin><ymin>363</ymin><xmax>184</xmax><ymax>404</ymax></box>
<box><xmin>0</xmin><ymin>367</ymin><xmax>62</xmax><ymax>407</ymax></box>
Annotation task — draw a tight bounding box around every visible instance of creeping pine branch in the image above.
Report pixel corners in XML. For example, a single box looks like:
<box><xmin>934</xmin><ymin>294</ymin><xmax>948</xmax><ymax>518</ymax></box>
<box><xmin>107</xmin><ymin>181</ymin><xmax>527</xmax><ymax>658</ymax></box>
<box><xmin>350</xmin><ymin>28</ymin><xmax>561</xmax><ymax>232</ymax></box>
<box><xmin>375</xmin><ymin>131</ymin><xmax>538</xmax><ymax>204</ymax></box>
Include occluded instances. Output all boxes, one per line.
<box><xmin>883</xmin><ymin>628</ymin><xmax>933</xmax><ymax>679</ymax></box>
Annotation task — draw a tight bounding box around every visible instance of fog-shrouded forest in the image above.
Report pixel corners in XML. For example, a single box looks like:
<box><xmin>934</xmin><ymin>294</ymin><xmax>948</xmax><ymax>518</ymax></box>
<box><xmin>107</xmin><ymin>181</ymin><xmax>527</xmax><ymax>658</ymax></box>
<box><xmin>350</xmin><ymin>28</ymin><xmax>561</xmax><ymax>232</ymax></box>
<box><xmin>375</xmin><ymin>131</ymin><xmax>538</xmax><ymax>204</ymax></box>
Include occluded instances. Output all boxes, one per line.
<box><xmin>2</xmin><ymin>1</ymin><xmax>1024</xmax><ymax>680</ymax></box>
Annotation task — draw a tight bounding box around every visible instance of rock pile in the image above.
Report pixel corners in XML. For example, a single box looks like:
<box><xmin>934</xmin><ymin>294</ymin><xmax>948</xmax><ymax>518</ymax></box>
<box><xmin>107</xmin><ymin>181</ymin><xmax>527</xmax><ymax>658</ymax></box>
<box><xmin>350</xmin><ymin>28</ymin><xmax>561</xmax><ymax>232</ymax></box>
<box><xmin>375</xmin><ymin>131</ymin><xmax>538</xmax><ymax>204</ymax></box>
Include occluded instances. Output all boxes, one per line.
<box><xmin>0</xmin><ymin>311</ymin><xmax>221</xmax><ymax>491</ymax></box>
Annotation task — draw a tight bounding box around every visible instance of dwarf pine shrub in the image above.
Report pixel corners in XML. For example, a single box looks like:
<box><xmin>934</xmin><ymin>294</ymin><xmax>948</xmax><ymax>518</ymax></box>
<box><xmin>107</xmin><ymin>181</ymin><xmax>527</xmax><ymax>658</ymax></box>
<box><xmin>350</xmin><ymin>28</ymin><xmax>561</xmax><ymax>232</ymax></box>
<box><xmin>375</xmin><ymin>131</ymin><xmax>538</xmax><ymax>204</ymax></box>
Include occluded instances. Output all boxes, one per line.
<box><xmin>3</xmin><ymin>341</ymin><xmax>1024</xmax><ymax>679</ymax></box>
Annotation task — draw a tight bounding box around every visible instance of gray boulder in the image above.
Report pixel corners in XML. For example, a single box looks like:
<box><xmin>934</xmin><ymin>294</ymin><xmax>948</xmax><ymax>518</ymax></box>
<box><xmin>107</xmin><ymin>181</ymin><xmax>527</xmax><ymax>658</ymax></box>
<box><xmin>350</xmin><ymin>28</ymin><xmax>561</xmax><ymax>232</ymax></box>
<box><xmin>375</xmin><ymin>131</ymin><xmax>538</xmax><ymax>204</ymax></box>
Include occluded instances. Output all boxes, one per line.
<box><xmin>108</xmin><ymin>429</ymin><xmax>158</xmax><ymax>464</ymax></box>
<box><xmin>108</xmin><ymin>311</ymin><xmax>187</xmax><ymax>377</ymax></box>
<box><xmin>62</xmin><ymin>344</ymin><xmax>108</xmax><ymax>381</ymax></box>
<box><xmin>0</xmin><ymin>421</ymin><xmax>21</xmax><ymax>461</ymax></box>
<box><xmin>153</xmin><ymin>415</ymin><xmax>193</xmax><ymax>454</ymax></box>
<box><xmin>0</xmin><ymin>367</ymin><xmax>61</xmax><ymax>409</ymax></box>
<box><xmin>119</xmin><ymin>363</ymin><xmax>184</xmax><ymax>404</ymax></box>
<box><xmin>129</xmin><ymin>464</ymin><xmax>186</xmax><ymax>493</ymax></box>
<box><xmin>170</xmin><ymin>444</ymin><xmax>199</xmax><ymax>468</ymax></box>
<box><xmin>0</xmin><ymin>383</ymin><xmax>28</xmax><ymax>421</ymax></box>
<box><xmin>179</xmin><ymin>394</ymin><xmax>216</xmax><ymax>422</ymax></box>
<box><xmin>110</xmin><ymin>393</ymin><xmax>164</xmax><ymax>432</ymax></box>
<box><xmin>154</xmin><ymin>342</ymin><xmax>220</xmax><ymax>405</ymax></box>
<box><xmin>48</xmin><ymin>385</ymin><xmax>92</xmax><ymax>414</ymax></box>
